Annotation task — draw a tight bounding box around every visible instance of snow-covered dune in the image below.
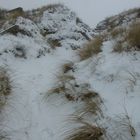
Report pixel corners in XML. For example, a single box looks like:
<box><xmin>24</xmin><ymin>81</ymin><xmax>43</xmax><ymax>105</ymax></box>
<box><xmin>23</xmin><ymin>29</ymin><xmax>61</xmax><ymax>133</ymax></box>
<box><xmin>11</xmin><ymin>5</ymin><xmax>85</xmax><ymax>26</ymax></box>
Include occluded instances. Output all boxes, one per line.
<box><xmin>0</xmin><ymin>4</ymin><xmax>140</xmax><ymax>140</ymax></box>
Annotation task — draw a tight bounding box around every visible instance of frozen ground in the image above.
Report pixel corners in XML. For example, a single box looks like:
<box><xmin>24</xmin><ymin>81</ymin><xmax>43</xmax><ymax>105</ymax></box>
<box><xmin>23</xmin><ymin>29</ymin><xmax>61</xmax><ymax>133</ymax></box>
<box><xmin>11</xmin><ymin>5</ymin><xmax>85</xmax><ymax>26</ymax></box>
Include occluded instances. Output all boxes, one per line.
<box><xmin>0</xmin><ymin>3</ymin><xmax>140</xmax><ymax>140</ymax></box>
<box><xmin>0</xmin><ymin>0</ymin><xmax>140</xmax><ymax>27</ymax></box>
<box><xmin>0</xmin><ymin>48</ymin><xmax>79</xmax><ymax>140</ymax></box>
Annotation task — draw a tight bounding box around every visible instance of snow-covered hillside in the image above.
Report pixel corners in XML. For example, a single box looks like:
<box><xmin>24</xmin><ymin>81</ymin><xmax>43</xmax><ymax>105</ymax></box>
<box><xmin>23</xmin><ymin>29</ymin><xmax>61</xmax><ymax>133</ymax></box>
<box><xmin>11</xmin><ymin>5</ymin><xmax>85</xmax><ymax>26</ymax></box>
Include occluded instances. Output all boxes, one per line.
<box><xmin>0</xmin><ymin>4</ymin><xmax>140</xmax><ymax>140</ymax></box>
<box><xmin>1</xmin><ymin>0</ymin><xmax>140</xmax><ymax>27</ymax></box>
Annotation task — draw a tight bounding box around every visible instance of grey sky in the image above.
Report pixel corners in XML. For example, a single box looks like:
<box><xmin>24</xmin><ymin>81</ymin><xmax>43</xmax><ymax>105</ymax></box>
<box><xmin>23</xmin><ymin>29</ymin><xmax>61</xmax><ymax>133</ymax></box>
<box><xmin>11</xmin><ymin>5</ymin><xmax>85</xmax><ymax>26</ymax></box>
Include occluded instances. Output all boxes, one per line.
<box><xmin>0</xmin><ymin>0</ymin><xmax>140</xmax><ymax>27</ymax></box>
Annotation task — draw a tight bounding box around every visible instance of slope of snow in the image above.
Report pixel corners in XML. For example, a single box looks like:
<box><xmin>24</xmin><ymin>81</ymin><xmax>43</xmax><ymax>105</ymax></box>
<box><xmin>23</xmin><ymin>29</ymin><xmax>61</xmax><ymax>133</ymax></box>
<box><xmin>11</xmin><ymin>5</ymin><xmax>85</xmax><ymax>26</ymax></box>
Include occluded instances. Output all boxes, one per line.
<box><xmin>0</xmin><ymin>5</ymin><xmax>91</xmax><ymax>140</ymax></box>
<box><xmin>0</xmin><ymin>0</ymin><xmax>140</xmax><ymax>27</ymax></box>
<box><xmin>38</xmin><ymin>5</ymin><xmax>93</xmax><ymax>49</ymax></box>
<box><xmin>0</xmin><ymin>5</ymin><xmax>93</xmax><ymax>58</ymax></box>
<box><xmin>0</xmin><ymin>4</ymin><xmax>140</xmax><ymax>140</ymax></box>
<box><xmin>74</xmin><ymin>41</ymin><xmax>140</xmax><ymax>139</ymax></box>
<box><xmin>0</xmin><ymin>48</ymin><xmax>79</xmax><ymax>140</ymax></box>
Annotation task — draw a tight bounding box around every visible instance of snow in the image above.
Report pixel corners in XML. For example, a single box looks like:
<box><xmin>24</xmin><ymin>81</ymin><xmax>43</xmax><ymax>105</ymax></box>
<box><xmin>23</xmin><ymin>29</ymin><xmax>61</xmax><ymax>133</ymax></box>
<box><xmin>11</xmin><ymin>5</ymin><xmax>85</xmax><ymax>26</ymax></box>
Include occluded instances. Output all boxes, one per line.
<box><xmin>0</xmin><ymin>47</ymin><xmax>78</xmax><ymax>140</ymax></box>
<box><xmin>0</xmin><ymin>6</ymin><xmax>85</xmax><ymax>139</ymax></box>
<box><xmin>0</xmin><ymin>0</ymin><xmax>140</xmax><ymax>27</ymax></box>
<box><xmin>0</xmin><ymin>3</ymin><xmax>140</xmax><ymax>140</ymax></box>
<box><xmin>73</xmin><ymin>41</ymin><xmax>140</xmax><ymax>139</ymax></box>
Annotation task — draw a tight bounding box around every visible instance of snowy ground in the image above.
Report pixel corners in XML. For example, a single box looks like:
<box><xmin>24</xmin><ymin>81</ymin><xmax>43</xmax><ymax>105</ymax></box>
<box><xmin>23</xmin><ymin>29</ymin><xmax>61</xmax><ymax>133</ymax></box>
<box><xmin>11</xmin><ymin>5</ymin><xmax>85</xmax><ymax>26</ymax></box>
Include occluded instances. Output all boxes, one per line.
<box><xmin>0</xmin><ymin>48</ymin><xmax>79</xmax><ymax>140</ymax></box>
<box><xmin>0</xmin><ymin>0</ymin><xmax>140</xmax><ymax>27</ymax></box>
<box><xmin>1</xmin><ymin>39</ymin><xmax>140</xmax><ymax>140</ymax></box>
<box><xmin>0</xmin><ymin>3</ymin><xmax>140</xmax><ymax>140</ymax></box>
<box><xmin>74</xmin><ymin>41</ymin><xmax>140</xmax><ymax>139</ymax></box>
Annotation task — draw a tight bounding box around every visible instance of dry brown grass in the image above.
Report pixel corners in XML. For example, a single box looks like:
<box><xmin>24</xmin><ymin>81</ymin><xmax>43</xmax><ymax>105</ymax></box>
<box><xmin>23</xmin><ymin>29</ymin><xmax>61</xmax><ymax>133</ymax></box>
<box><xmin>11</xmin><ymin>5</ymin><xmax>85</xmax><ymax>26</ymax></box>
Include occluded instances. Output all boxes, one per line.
<box><xmin>79</xmin><ymin>99</ymin><xmax>102</xmax><ymax>117</ymax></box>
<box><xmin>79</xmin><ymin>36</ymin><xmax>103</xmax><ymax>60</ymax></box>
<box><xmin>113</xmin><ymin>22</ymin><xmax>140</xmax><ymax>53</ymax></box>
<box><xmin>45</xmin><ymin>73</ymin><xmax>103</xmax><ymax>103</ymax></box>
<box><xmin>65</xmin><ymin>93</ymin><xmax>75</xmax><ymax>101</ymax></box>
<box><xmin>65</xmin><ymin>116</ymin><xmax>105</xmax><ymax>140</ymax></box>
<box><xmin>44</xmin><ymin>85</ymin><xmax>67</xmax><ymax>100</ymax></box>
<box><xmin>0</xmin><ymin>67</ymin><xmax>11</xmax><ymax>108</ymax></box>
<box><xmin>79</xmin><ymin>90</ymin><xmax>99</xmax><ymax>101</ymax></box>
<box><xmin>110</xmin><ymin>27</ymin><xmax>125</xmax><ymax>39</ymax></box>
<box><xmin>57</xmin><ymin>74</ymin><xmax>75</xmax><ymax>83</ymax></box>
<box><xmin>47</xmin><ymin>86</ymin><xmax>66</xmax><ymax>94</ymax></box>
<box><xmin>76</xmin><ymin>90</ymin><xmax>103</xmax><ymax>117</ymax></box>
<box><xmin>113</xmin><ymin>41</ymin><xmax>124</xmax><ymax>53</ymax></box>
<box><xmin>38</xmin><ymin>4</ymin><xmax>63</xmax><ymax>12</ymax></box>
<box><xmin>47</xmin><ymin>38</ymin><xmax>61</xmax><ymax>48</ymax></box>
<box><xmin>45</xmin><ymin>74</ymin><xmax>76</xmax><ymax>101</ymax></box>
<box><xmin>46</xmin><ymin>86</ymin><xmax>75</xmax><ymax>101</ymax></box>
<box><xmin>60</xmin><ymin>89</ymin><xmax>103</xmax><ymax>119</ymax></box>
<box><xmin>7</xmin><ymin>12</ymin><xmax>24</xmax><ymax>19</ymax></box>
<box><xmin>62</xmin><ymin>62</ymin><xmax>74</xmax><ymax>73</ymax></box>
<box><xmin>126</xmin><ymin>22</ymin><xmax>140</xmax><ymax>50</ymax></box>
<box><xmin>0</xmin><ymin>8</ymin><xmax>6</xmax><ymax>20</ymax></box>
<box><xmin>115</xmin><ymin>107</ymin><xmax>136</xmax><ymax>138</ymax></box>
<box><xmin>24</xmin><ymin>4</ymin><xmax>63</xmax><ymax>22</ymax></box>
<box><xmin>65</xmin><ymin>125</ymin><xmax>104</xmax><ymax>140</ymax></box>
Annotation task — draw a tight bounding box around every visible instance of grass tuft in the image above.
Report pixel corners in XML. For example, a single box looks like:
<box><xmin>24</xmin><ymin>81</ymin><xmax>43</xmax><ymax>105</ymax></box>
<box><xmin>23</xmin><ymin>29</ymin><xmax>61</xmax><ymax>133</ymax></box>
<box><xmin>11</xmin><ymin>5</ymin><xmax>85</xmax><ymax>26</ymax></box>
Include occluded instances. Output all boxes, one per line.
<box><xmin>113</xmin><ymin>21</ymin><xmax>140</xmax><ymax>53</ymax></box>
<box><xmin>62</xmin><ymin>62</ymin><xmax>74</xmax><ymax>73</ymax></box>
<box><xmin>79</xmin><ymin>99</ymin><xmax>102</xmax><ymax>117</ymax></box>
<box><xmin>110</xmin><ymin>27</ymin><xmax>125</xmax><ymax>39</ymax></box>
<box><xmin>126</xmin><ymin>22</ymin><xmax>140</xmax><ymax>50</ymax></box>
<box><xmin>65</xmin><ymin>116</ymin><xmax>105</xmax><ymax>140</ymax></box>
<box><xmin>47</xmin><ymin>38</ymin><xmax>61</xmax><ymax>48</ymax></box>
<box><xmin>56</xmin><ymin>74</ymin><xmax>75</xmax><ymax>87</ymax></box>
<box><xmin>39</xmin><ymin>4</ymin><xmax>63</xmax><ymax>12</ymax></box>
<box><xmin>113</xmin><ymin>41</ymin><xmax>124</xmax><ymax>53</ymax></box>
<box><xmin>47</xmin><ymin>86</ymin><xmax>66</xmax><ymax>94</ymax></box>
<box><xmin>76</xmin><ymin>91</ymin><xmax>103</xmax><ymax>117</ymax></box>
<box><xmin>0</xmin><ymin>67</ymin><xmax>11</xmax><ymax>108</ymax></box>
<box><xmin>45</xmin><ymin>74</ymin><xmax>76</xmax><ymax>101</ymax></box>
<box><xmin>0</xmin><ymin>8</ymin><xmax>6</xmax><ymax>20</ymax></box>
<box><xmin>24</xmin><ymin>4</ymin><xmax>63</xmax><ymax>22</ymax></box>
<box><xmin>80</xmin><ymin>90</ymin><xmax>99</xmax><ymax>101</ymax></box>
<box><xmin>79</xmin><ymin>36</ymin><xmax>103</xmax><ymax>60</ymax></box>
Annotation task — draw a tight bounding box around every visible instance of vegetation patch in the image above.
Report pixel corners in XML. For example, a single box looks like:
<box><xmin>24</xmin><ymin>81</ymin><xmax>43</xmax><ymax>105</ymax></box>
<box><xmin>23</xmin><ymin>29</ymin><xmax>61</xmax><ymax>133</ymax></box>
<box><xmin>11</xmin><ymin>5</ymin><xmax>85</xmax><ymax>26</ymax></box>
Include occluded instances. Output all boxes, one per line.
<box><xmin>6</xmin><ymin>7</ymin><xmax>24</xmax><ymax>20</ymax></box>
<box><xmin>1</xmin><ymin>25</ymin><xmax>32</xmax><ymax>36</ymax></box>
<box><xmin>126</xmin><ymin>22</ymin><xmax>140</xmax><ymax>50</ymax></box>
<box><xmin>79</xmin><ymin>90</ymin><xmax>99</xmax><ymax>101</ymax></box>
<box><xmin>45</xmin><ymin>74</ymin><xmax>76</xmax><ymax>101</ymax></box>
<box><xmin>110</xmin><ymin>27</ymin><xmax>125</xmax><ymax>39</ymax></box>
<box><xmin>79</xmin><ymin>36</ymin><xmax>103</xmax><ymax>60</ymax></box>
<box><xmin>47</xmin><ymin>38</ymin><xmax>61</xmax><ymax>48</ymax></box>
<box><xmin>0</xmin><ymin>8</ymin><xmax>7</xmax><ymax>28</ymax></box>
<box><xmin>0</xmin><ymin>8</ymin><xmax>6</xmax><ymax>20</ymax></box>
<box><xmin>45</xmin><ymin>72</ymin><xmax>102</xmax><ymax>106</ymax></box>
<box><xmin>24</xmin><ymin>4</ymin><xmax>63</xmax><ymax>22</ymax></box>
<box><xmin>0</xmin><ymin>67</ymin><xmax>11</xmax><ymax>108</ymax></box>
<box><xmin>38</xmin><ymin>4</ymin><xmax>63</xmax><ymax>13</ymax></box>
<box><xmin>113</xmin><ymin>22</ymin><xmax>140</xmax><ymax>53</ymax></box>
<box><xmin>78</xmin><ymin>99</ymin><xmax>103</xmax><ymax>118</ymax></box>
<box><xmin>74</xmin><ymin>90</ymin><xmax>103</xmax><ymax>118</ymax></box>
<box><xmin>65</xmin><ymin>117</ymin><xmax>105</xmax><ymax>140</ymax></box>
<box><xmin>62</xmin><ymin>62</ymin><xmax>74</xmax><ymax>73</ymax></box>
<box><xmin>113</xmin><ymin>40</ymin><xmax>125</xmax><ymax>53</ymax></box>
